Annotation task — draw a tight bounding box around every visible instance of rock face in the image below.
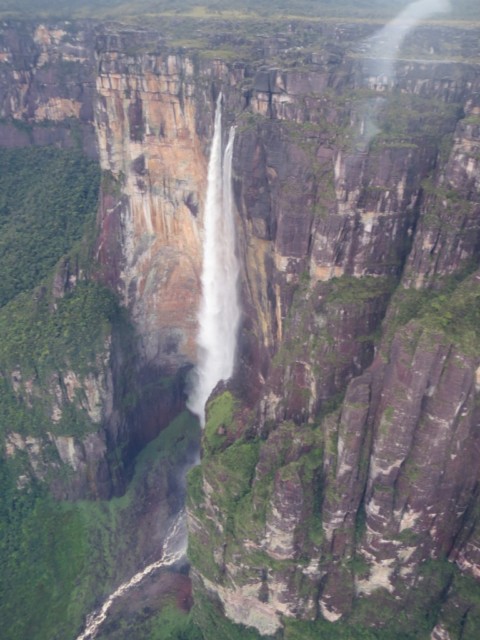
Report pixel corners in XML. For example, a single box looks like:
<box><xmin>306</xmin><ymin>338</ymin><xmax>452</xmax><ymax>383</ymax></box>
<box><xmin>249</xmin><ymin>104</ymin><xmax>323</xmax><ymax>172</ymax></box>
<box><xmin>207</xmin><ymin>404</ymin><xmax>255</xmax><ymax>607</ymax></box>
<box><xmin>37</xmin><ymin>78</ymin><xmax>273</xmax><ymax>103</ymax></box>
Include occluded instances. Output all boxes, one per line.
<box><xmin>0</xmin><ymin>21</ymin><xmax>97</xmax><ymax>155</ymax></box>
<box><xmin>94</xmin><ymin>46</ymin><xmax>209</xmax><ymax>369</ymax></box>
<box><xmin>184</xmin><ymin>26</ymin><xmax>480</xmax><ymax>640</ymax></box>
<box><xmin>1</xmin><ymin>16</ymin><xmax>480</xmax><ymax>640</ymax></box>
<box><xmin>0</xmin><ymin>22</ymin><xmax>198</xmax><ymax>499</ymax></box>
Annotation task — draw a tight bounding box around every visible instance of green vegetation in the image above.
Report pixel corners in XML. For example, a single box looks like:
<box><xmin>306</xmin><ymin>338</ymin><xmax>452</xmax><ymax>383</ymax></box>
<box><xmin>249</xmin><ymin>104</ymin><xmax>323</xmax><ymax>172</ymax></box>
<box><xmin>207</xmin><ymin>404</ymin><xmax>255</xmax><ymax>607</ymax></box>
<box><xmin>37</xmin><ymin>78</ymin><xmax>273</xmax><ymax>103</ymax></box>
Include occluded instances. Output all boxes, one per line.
<box><xmin>0</xmin><ymin>147</ymin><xmax>100</xmax><ymax>308</ymax></box>
<box><xmin>0</xmin><ymin>411</ymin><xmax>200</xmax><ymax>640</ymax></box>
<box><xmin>0</xmin><ymin>470</ymin><xmax>88</xmax><ymax>640</ymax></box>
<box><xmin>0</xmin><ymin>281</ymin><xmax>121</xmax><ymax>438</ymax></box>
<box><xmin>463</xmin><ymin>114</ymin><xmax>480</xmax><ymax>126</ymax></box>
<box><xmin>0</xmin><ymin>280</ymin><xmax>118</xmax><ymax>377</ymax></box>
<box><xmin>284</xmin><ymin>616</ymin><xmax>384</xmax><ymax>639</ymax></box>
<box><xmin>98</xmin><ymin>602</ymin><xmax>204</xmax><ymax>640</ymax></box>
<box><xmin>442</xmin><ymin>569</ymin><xmax>480</xmax><ymax>640</ymax></box>
<box><xmin>0</xmin><ymin>142</ymin><xmax>122</xmax><ymax>450</ymax></box>
<box><xmin>189</xmin><ymin>418</ymin><xmax>327</xmax><ymax>608</ymax></box>
<box><xmin>326</xmin><ymin>275</ymin><xmax>396</xmax><ymax>307</ymax></box>
<box><xmin>385</xmin><ymin>272</ymin><xmax>480</xmax><ymax>356</ymax></box>
<box><xmin>192</xmin><ymin>588</ymin><xmax>262</xmax><ymax>640</ymax></box>
<box><xmin>204</xmin><ymin>391</ymin><xmax>237</xmax><ymax>452</ymax></box>
<box><xmin>203</xmin><ymin>440</ymin><xmax>260</xmax><ymax>517</ymax></box>
<box><xmin>374</xmin><ymin>94</ymin><xmax>461</xmax><ymax>147</ymax></box>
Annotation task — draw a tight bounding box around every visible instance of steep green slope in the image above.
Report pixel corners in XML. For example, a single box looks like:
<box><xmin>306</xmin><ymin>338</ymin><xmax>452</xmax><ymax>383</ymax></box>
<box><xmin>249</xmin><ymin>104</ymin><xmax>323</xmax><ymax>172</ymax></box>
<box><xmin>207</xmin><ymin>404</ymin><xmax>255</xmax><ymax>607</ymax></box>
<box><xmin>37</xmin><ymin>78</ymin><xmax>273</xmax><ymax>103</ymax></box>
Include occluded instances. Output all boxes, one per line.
<box><xmin>0</xmin><ymin>67</ymin><xmax>200</xmax><ymax>639</ymax></box>
<box><xmin>0</xmin><ymin>147</ymin><xmax>99</xmax><ymax>308</ymax></box>
<box><xmin>0</xmin><ymin>281</ymin><xmax>120</xmax><ymax>438</ymax></box>
<box><xmin>0</xmin><ymin>411</ymin><xmax>200</xmax><ymax>640</ymax></box>
<box><xmin>0</xmin><ymin>144</ymin><xmax>111</xmax><ymax>638</ymax></box>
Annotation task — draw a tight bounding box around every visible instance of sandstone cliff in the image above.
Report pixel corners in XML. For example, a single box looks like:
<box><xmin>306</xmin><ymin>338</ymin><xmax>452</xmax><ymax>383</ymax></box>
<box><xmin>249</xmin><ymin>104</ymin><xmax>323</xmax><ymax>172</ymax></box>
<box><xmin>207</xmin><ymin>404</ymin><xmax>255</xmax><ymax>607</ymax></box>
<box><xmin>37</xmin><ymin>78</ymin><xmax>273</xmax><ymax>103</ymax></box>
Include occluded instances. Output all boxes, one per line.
<box><xmin>183</xmin><ymin>25</ymin><xmax>480</xmax><ymax>640</ymax></box>
<box><xmin>1</xmin><ymin>16</ymin><xmax>480</xmax><ymax>640</ymax></box>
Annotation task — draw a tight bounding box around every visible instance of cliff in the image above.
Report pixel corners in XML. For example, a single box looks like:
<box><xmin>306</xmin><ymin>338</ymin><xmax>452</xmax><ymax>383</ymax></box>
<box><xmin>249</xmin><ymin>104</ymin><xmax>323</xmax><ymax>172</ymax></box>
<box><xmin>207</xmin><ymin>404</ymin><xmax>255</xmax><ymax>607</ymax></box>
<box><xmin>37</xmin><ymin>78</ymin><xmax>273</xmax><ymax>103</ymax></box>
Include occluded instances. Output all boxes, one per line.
<box><xmin>183</xmin><ymin>23</ymin><xmax>480</xmax><ymax>640</ymax></box>
<box><xmin>0</xmin><ymin>15</ymin><xmax>480</xmax><ymax>640</ymax></box>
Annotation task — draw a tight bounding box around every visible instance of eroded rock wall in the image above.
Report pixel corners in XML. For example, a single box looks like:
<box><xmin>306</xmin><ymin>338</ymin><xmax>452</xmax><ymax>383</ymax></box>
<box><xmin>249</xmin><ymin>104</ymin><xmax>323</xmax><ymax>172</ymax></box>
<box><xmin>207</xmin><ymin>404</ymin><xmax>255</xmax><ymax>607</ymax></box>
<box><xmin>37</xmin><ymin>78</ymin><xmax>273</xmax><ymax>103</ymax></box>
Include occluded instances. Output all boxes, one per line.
<box><xmin>0</xmin><ymin>21</ymin><xmax>97</xmax><ymax>155</ymax></box>
<box><xmin>94</xmin><ymin>48</ymin><xmax>209</xmax><ymax>369</ymax></box>
<box><xmin>188</xmin><ymin>38</ymin><xmax>480</xmax><ymax>639</ymax></box>
<box><xmin>1</xmin><ymin>17</ymin><xmax>480</xmax><ymax>639</ymax></box>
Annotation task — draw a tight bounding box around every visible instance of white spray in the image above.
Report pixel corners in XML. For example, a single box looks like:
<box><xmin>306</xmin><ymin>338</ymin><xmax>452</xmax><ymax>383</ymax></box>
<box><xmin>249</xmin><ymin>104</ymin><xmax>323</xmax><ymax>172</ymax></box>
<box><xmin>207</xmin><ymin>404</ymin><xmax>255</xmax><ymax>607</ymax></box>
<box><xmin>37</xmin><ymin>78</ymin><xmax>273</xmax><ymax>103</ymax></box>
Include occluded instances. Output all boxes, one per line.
<box><xmin>368</xmin><ymin>0</ymin><xmax>452</xmax><ymax>79</ymax></box>
<box><xmin>187</xmin><ymin>94</ymin><xmax>241</xmax><ymax>426</ymax></box>
<box><xmin>357</xmin><ymin>0</ymin><xmax>452</xmax><ymax>147</ymax></box>
<box><xmin>75</xmin><ymin>511</ymin><xmax>187</xmax><ymax>640</ymax></box>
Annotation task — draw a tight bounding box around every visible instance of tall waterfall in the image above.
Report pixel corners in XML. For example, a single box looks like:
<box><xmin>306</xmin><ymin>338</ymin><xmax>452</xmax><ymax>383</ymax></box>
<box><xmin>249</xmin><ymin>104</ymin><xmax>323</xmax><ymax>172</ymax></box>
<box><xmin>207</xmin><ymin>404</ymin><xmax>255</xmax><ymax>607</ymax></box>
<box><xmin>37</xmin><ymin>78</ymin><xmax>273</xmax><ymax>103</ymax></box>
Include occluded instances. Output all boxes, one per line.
<box><xmin>187</xmin><ymin>95</ymin><xmax>241</xmax><ymax>426</ymax></box>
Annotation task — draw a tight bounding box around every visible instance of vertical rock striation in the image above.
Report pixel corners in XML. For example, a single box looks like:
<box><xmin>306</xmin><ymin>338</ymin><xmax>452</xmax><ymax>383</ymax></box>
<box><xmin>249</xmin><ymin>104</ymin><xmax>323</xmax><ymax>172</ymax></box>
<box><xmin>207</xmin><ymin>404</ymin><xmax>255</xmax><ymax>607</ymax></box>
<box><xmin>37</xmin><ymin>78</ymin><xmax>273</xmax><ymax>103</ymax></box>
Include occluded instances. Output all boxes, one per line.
<box><xmin>94</xmin><ymin>47</ymin><xmax>207</xmax><ymax>370</ymax></box>
<box><xmin>187</xmin><ymin>28</ymin><xmax>480</xmax><ymax>639</ymax></box>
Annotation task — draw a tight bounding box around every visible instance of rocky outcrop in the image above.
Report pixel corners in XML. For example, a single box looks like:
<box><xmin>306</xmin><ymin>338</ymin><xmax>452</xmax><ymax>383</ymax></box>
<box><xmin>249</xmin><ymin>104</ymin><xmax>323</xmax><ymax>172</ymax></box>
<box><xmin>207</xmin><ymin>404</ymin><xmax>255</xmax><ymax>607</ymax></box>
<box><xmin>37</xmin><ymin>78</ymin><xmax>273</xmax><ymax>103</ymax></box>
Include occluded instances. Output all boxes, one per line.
<box><xmin>0</xmin><ymin>22</ymin><xmax>203</xmax><ymax>500</ymax></box>
<box><xmin>5</xmin><ymin>428</ymin><xmax>112</xmax><ymax>499</ymax></box>
<box><xmin>0</xmin><ymin>21</ymin><xmax>97</xmax><ymax>155</ymax></box>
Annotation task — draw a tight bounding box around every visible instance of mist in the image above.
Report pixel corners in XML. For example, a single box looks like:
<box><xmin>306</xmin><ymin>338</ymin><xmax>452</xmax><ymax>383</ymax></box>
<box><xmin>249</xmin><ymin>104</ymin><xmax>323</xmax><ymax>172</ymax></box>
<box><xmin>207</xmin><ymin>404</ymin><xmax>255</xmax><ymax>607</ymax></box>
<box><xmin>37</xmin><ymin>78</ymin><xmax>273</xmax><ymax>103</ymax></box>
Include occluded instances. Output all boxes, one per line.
<box><xmin>355</xmin><ymin>0</ymin><xmax>452</xmax><ymax>148</ymax></box>
<box><xmin>370</xmin><ymin>0</ymin><xmax>452</xmax><ymax>76</ymax></box>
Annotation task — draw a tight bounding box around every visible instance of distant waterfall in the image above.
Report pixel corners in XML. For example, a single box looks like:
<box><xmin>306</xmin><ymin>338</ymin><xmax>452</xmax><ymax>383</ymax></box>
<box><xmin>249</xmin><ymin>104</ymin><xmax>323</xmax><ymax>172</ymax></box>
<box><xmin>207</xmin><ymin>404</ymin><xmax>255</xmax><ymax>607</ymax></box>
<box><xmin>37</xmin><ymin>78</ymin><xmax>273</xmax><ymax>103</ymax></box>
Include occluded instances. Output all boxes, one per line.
<box><xmin>187</xmin><ymin>95</ymin><xmax>241</xmax><ymax>426</ymax></box>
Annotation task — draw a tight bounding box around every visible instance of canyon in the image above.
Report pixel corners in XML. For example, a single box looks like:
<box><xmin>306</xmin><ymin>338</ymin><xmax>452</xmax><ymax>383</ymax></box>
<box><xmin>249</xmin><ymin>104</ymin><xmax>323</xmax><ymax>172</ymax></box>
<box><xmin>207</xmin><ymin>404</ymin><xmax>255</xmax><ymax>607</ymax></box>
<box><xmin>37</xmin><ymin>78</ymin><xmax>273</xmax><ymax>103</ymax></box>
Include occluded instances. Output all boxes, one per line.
<box><xmin>0</xmin><ymin>12</ymin><xmax>480</xmax><ymax>640</ymax></box>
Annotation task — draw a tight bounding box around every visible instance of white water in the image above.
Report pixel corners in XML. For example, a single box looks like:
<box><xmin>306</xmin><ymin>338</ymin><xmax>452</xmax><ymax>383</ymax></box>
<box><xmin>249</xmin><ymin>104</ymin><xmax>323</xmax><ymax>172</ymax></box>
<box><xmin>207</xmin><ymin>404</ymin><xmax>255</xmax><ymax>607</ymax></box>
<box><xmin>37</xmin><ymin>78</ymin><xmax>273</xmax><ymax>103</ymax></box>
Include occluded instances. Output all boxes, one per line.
<box><xmin>77</xmin><ymin>96</ymin><xmax>240</xmax><ymax>640</ymax></box>
<box><xmin>75</xmin><ymin>511</ymin><xmax>187</xmax><ymax>640</ymax></box>
<box><xmin>187</xmin><ymin>94</ymin><xmax>241</xmax><ymax>426</ymax></box>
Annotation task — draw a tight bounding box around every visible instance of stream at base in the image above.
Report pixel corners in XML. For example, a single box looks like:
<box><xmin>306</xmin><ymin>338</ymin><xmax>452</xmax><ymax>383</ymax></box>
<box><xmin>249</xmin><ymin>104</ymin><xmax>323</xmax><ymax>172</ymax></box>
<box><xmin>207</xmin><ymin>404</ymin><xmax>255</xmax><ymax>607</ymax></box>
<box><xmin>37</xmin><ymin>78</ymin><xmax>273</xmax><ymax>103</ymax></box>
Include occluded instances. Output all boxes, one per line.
<box><xmin>75</xmin><ymin>510</ymin><xmax>187</xmax><ymax>640</ymax></box>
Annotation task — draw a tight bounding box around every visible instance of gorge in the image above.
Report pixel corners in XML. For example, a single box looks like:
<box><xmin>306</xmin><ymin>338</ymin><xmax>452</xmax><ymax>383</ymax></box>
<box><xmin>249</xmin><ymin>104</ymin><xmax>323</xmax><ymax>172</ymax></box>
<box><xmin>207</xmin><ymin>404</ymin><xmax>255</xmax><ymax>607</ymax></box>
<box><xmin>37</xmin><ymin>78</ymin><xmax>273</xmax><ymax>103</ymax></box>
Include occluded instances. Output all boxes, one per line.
<box><xmin>0</xmin><ymin>5</ymin><xmax>480</xmax><ymax>640</ymax></box>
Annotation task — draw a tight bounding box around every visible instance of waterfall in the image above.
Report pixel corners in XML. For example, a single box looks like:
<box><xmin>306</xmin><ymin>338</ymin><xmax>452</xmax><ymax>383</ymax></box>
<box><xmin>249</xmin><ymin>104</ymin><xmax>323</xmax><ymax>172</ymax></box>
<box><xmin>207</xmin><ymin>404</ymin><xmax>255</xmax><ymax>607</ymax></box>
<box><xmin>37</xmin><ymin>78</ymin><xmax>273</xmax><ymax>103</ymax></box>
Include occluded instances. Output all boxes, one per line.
<box><xmin>187</xmin><ymin>95</ymin><xmax>241</xmax><ymax>426</ymax></box>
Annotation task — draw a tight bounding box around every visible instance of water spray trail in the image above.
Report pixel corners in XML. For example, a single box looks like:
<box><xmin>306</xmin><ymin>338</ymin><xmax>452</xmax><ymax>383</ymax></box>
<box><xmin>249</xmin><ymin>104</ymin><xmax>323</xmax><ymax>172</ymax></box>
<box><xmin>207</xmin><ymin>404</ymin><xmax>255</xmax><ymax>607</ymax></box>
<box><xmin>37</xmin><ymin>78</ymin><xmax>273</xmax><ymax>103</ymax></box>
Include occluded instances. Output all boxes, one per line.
<box><xmin>357</xmin><ymin>0</ymin><xmax>452</xmax><ymax>147</ymax></box>
<box><xmin>368</xmin><ymin>0</ymin><xmax>451</xmax><ymax>79</ymax></box>
<box><xmin>187</xmin><ymin>95</ymin><xmax>241</xmax><ymax>425</ymax></box>
<box><xmin>76</xmin><ymin>511</ymin><xmax>187</xmax><ymax>640</ymax></box>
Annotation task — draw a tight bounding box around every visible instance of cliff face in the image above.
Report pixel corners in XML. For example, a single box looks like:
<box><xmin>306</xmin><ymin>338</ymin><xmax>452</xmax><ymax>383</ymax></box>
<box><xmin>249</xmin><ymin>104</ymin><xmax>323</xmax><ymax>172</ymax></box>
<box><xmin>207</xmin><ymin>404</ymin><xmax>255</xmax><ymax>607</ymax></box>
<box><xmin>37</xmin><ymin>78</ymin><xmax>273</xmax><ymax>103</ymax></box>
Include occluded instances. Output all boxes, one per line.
<box><xmin>0</xmin><ymin>21</ymin><xmax>97</xmax><ymax>154</ymax></box>
<box><xmin>0</xmin><ymin>22</ymin><xmax>204</xmax><ymax>500</ymax></box>
<box><xmin>94</xmin><ymin>47</ymin><xmax>208</xmax><ymax>369</ymax></box>
<box><xmin>185</xmin><ymin>33</ymin><xmax>480</xmax><ymax>640</ymax></box>
<box><xmin>1</xmin><ymin>16</ymin><xmax>480</xmax><ymax>640</ymax></box>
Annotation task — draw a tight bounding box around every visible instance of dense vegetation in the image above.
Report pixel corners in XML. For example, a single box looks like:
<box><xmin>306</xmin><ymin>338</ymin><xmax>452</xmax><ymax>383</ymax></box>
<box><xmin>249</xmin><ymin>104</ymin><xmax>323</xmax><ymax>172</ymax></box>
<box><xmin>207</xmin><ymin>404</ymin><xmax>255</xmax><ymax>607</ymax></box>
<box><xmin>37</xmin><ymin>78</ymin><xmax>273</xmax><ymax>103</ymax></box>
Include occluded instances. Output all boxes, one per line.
<box><xmin>0</xmin><ymin>281</ymin><xmax>122</xmax><ymax>438</ymax></box>
<box><xmin>0</xmin><ymin>123</ymin><xmax>200</xmax><ymax>639</ymax></box>
<box><xmin>0</xmin><ymin>142</ymin><xmax>128</xmax><ymax>637</ymax></box>
<box><xmin>0</xmin><ymin>412</ymin><xmax>200</xmax><ymax>640</ymax></box>
<box><xmin>0</xmin><ymin>147</ymin><xmax>100</xmax><ymax>308</ymax></box>
<box><xmin>0</xmin><ymin>142</ymin><xmax>119</xmax><ymax>441</ymax></box>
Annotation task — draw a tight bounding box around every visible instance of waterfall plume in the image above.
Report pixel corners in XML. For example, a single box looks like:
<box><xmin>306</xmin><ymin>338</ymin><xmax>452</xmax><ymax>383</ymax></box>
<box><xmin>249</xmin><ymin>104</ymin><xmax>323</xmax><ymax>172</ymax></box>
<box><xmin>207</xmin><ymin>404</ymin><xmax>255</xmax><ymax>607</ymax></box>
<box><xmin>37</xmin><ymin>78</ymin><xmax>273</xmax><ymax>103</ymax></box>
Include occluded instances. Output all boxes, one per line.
<box><xmin>367</xmin><ymin>0</ymin><xmax>452</xmax><ymax>82</ymax></box>
<box><xmin>356</xmin><ymin>0</ymin><xmax>452</xmax><ymax>148</ymax></box>
<box><xmin>187</xmin><ymin>95</ymin><xmax>241</xmax><ymax>426</ymax></box>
